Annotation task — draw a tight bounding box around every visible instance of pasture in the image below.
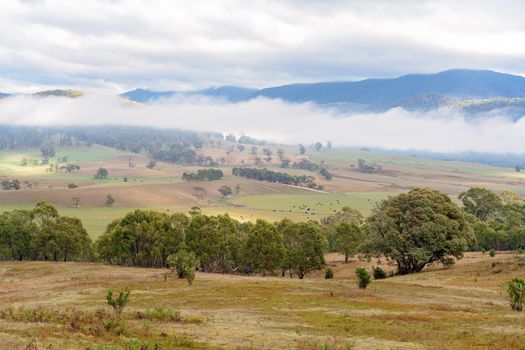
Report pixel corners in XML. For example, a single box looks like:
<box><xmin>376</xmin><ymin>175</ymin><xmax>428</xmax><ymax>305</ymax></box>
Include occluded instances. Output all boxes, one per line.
<box><xmin>2</xmin><ymin>144</ymin><xmax>525</xmax><ymax>238</ymax></box>
<box><xmin>0</xmin><ymin>252</ymin><xmax>524</xmax><ymax>349</ymax></box>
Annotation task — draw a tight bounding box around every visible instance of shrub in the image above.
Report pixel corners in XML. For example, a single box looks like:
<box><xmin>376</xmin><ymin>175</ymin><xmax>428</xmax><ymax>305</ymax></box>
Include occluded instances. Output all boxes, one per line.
<box><xmin>167</xmin><ymin>250</ymin><xmax>198</xmax><ymax>286</ymax></box>
<box><xmin>355</xmin><ymin>268</ymin><xmax>371</xmax><ymax>289</ymax></box>
<box><xmin>506</xmin><ymin>278</ymin><xmax>525</xmax><ymax>311</ymax></box>
<box><xmin>372</xmin><ymin>266</ymin><xmax>387</xmax><ymax>280</ymax></box>
<box><xmin>136</xmin><ymin>308</ymin><xmax>181</xmax><ymax>322</ymax></box>
<box><xmin>106</xmin><ymin>287</ymin><xmax>130</xmax><ymax>316</ymax></box>
<box><xmin>489</xmin><ymin>249</ymin><xmax>496</xmax><ymax>257</ymax></box>
<box><xmin>325</xmin><ymin>268</ymin><xmax>334</xmax><ymax>279</ymax></box>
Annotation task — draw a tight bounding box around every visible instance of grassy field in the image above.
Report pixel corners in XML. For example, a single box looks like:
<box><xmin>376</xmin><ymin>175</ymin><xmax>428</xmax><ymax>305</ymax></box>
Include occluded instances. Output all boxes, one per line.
<box><xmin>229</xmin><ymin>191</ymin><xmax>400</xmax><ymax>218</ymax></box>
<box><xmin>0</xmin><ymin>252</ymin><xmax>524</xmax><ymax>349</ymax></box>
<box><xmin>2</xmin><ymin>144</ymin><xmax>525</xmax><ymax>238</ymax></box>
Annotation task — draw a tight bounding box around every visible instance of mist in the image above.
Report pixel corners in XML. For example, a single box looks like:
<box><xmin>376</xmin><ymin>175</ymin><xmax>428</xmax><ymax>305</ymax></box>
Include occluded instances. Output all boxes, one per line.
<box><xmin>0</xmin><ymin>94</ymin><xmax>523</xmax><ymax>154</ymax></box>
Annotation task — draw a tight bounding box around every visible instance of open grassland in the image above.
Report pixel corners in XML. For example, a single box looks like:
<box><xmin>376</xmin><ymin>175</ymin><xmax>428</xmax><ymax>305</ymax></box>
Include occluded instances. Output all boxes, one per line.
<box><xmin>0</xmin><ymin>252</ymin><xmax>524</xmax><ymax>349</ymax></box>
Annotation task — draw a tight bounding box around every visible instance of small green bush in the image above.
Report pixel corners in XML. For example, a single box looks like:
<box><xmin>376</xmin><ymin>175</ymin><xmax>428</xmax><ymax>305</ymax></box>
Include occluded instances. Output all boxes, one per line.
<box><xmin>355</xmin><ymin>268</ymin><xmax>371</xmax><ymax>289</ymax></box>
<box><xmin>372</xmin><ymin>266</ymin><xmax>387</xmax><ymax>280</ymax></box>
<box><xmin>506</xmin><ymin>278</ymin><xmax>525</xmax><ymax>311</ymax></box>
<box><xmin>167</xmin><ymin>250</ymin><xmax>199</xmax><ymax>286</ymax></box>
<box><xmin>489</xmin><ymin>249</ymin><xmax>496</xmax><ymax>257</ymax></box>
<box><xmin>106</xmin><ymin>287</ymin><xmax>130</xmax><ymax>316</ymax></box>
<box><xmin>325</xmin><ymin>268</ymin><xmax>334</xmax><ymax>279</ymax></box>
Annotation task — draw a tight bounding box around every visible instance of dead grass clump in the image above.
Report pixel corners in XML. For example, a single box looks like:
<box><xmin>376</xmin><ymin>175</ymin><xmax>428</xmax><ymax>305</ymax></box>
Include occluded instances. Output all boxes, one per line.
<box><xmin>135</xmin><ymin>307</ymin><xmax>181</xmax><ymax>322</ymax></box>
<box><xmin>428</xmin><ymin>304</ymin><xmax>474</xmax><ymax>313</ymax></box>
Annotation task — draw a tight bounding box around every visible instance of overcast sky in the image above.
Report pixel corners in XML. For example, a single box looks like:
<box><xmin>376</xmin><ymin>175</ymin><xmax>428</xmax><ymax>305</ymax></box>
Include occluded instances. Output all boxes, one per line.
<box><xmin>2</xmin><ymin>0</ymin><xmax>525</xmax><ymax>92</ymax></box>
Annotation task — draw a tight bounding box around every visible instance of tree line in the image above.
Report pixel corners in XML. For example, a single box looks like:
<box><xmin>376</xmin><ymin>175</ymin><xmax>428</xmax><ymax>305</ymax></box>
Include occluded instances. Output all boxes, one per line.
<box><xmin>1</xmin><ymin>187</ymin><xmax>524</xmax><ymax>278</ymax></box>
<box><xmin>96</xmin><ymin>209</ymin><xmax>326</xmax><ymax>278</ymax></box>
<box><xmin>232</xmin><ymin>167</ymin><xmax>321</xmax><ymax>189</ymax></box>
<box><xmin>181</xmin><ymin>169</ymin><xmax>224</xmax><ymax>181</ymax></box>
<box><xmin>0</xmin><ymin>202</ymin><xmax>92</xmax><ymax>261</ymax></box>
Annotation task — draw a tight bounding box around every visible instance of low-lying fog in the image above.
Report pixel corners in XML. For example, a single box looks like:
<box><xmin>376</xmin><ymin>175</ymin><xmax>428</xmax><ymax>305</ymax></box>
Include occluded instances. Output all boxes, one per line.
<box><xmin>0</xmin><ymin>94</ymin><xmax>523</xmax><ymax>154</ymax></box>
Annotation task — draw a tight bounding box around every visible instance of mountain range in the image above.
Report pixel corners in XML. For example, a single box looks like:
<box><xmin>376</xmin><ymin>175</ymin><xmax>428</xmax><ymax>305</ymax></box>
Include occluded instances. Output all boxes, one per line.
<box><xmin>117</xmin><ymin>69</ymin><xmax>525</xmax><ymax>115</ymax></box>
<box><xmin>2</xmin><ymin>69</ymin><xmax>525</xmax><ymax>115</ymax></box>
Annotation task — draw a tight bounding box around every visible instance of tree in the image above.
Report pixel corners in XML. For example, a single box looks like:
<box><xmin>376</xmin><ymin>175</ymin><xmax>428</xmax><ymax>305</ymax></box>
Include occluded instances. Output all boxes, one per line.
<box><xmin>355</xmin><ymin>268</ymin><xmax>371</xmax><ymax>289</ymax></box>
<box><xmin>237</xmin><ymin>144</ymin><xmax>245</xmax><ymax>152</ymax></box>
<box><xmin>506</xmin><ymin>278</ymin><xmax>525</xmax><ymax>311</ymax></box>
<box><xmin>314</xmin><ymin>142</ymin><xmax>323</xmax><ymax>151</ymax></box>
<box><xmin>106</xmin><ymin>194</ymin><xmax>115</xmax><ymax>207</ymax></box>
<box><xmin>334</xmin><ymin>222</ymin><xmax>363</xmax><ymax>263</ymax></box>
<box><xmin>362</xmin><ymin>188</ymin><xmax>472</xmax><ymax>274</ymax></box>
<box><xmin>95</xmin><ymin>167</ymin><xmax>109</xmax><ymax>179</ymax></box>
<box><xmin>146</xmin><ymin>159</ymin><xmax>157</xmax><ymax>169</ymax></box>
<box><xmin>0</xmin><ymin>210</ymin><xmax>35</xmax><ymax>261</ymax></box>
<box><xmin>40</xmin><ymin>140</ymin><xmax>56</xmax><ymax>157</ymax></box>
<box><xmin>96</xmin><ymin>210</ymin><xmax>184</xmax><ymax>267</ymax></box>
<box><xmin>186</xmin><ymin>214</ymin><xmax>241</xmax><ymax>273</ymax></box>
<box><xmin>244</xmin><ymin>220</ymin><xmax>285</xmax><ymax>276</ymax></box>
<box><xmin>298</xmin><ymin>144</ymin><xmax>306</xmax><ymax>155</ymax></box>
<box><xmin>72</xmin><ymin>197</ymin><xmax>80</xmax><ymax>208</ymax></box>
<box><xmin>225</xmin><ymin>133</ymin><xmax>236</xmax><ymax>143</ymax></box>
<box><xmin>278</xmin><ymin>221</ymin><xmax>326</xmax><ymax>279</ymax></box>
<box><xmin>107</xmin><ymin>287</ymin><xmax>130</xmax><ymax>316</ymax></box>
<box><xmin>326</xmin><ymin>140</ymin><xmax>333</xmax><ymax>149</ymax></box>
<box><xmin>459</xmin><ymin>187</ymin><xmax>503</xmax><ymax>221</ymax></box>
<box><xmin>320</xmin><ymin>168</ymin><xmax>332</xmax><ymax>180</ymax></box>
<box><xmin>218</xmin><ymin>185</ymin><xmax>233</xmax><ymax>197</ymax></box>
<box><xmin>167</xmin><ymin>250</ymin><xmax>198</xmax><ymax>286</ymax></box>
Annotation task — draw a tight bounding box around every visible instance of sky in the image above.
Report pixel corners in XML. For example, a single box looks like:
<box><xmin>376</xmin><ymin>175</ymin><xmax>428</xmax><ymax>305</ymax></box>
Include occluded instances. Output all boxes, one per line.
<box><xmin>2</xmin><ymin>0</ymin><xmax>525</xmax><ymax>92</ymax></box>
<box><xmin>1</xmin><ymin>0</ymin><xmax>525</xmax><ymax>154</ymax></box>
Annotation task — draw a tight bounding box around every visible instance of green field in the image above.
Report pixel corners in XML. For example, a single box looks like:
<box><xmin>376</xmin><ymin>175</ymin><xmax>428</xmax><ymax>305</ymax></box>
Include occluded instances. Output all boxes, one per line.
<box><xmin>0</xmin><ymin>145</ymin><xmax>134</xmax><ymax>178</ymax></box>
<box><xmin>230</xmin><ymin>191</ymin><xmax>400</xmax><ymax>217</ymax></box>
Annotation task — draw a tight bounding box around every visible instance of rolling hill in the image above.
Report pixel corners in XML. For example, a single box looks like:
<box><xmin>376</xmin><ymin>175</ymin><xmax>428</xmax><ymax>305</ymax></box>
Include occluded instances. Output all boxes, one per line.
<box><xmin>253</xmin><ymin>69</ymin><xmax>525</xmax><ymax>109</ymax></box>
<box><xmin>120</xmin><ymin>85</ymin><xmax>257</xmax><ymax>103</ymax></box>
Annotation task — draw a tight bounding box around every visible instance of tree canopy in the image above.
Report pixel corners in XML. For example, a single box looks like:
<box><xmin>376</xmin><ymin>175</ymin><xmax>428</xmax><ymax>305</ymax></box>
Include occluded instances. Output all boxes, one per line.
<box><xmin>362</xmin><ymin>188</ymin><xmax>472</xmax><ymax>274</ymax></box>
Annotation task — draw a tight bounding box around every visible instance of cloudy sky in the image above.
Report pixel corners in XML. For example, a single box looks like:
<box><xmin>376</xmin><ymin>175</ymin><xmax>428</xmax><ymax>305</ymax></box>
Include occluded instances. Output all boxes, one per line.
<box><xmin>2</xmin><ymin>0</ymin><xmax>525</xmax><ymax>92</ymax></box>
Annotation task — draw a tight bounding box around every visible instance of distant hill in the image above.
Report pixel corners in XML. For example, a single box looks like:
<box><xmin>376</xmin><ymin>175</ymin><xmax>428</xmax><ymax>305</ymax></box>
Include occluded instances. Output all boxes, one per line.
<box><xmin>253</xmin><ymin>69</ymin><xmax>525</xmax><ymax>110</ymax></box>
<box><xmin>0</xmin><ymin>92</ymin><xmax>10</xmax><ymax>99</ymax></box>
<box><xmin>193</xmin><ymin>86</ymin><xmax>257</xmax><ymax>102</ymax></box>
<box><xmin>121</xmin><ymin>86</ymin><xmax>257</xmax><ymax>103</ymax></box>
<box><xmin>120</xmin><ymin>88</ymin><xmax>175</xmax><ymax>103</ymax></box>
<box><xmin>34</xmin><ymin>89</ymin><xmax>84</xmax><ymax>98</ymax></box>
<box><xmin>121</xmin><ymin>70</ymin><xmax>525</xmax><ymax>114</ymax></box>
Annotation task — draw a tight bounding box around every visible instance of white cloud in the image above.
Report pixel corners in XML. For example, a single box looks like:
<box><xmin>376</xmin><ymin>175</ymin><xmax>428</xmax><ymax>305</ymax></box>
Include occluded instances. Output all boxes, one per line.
<box><xmin>1</xmin><ymin>0</ymin><xmax>525</xmax><ymax>91</ymax></box>
<box><xmin>0</xmin><ymin>94</ymin><xmax>524</xmax><ymax>154</ymax></box>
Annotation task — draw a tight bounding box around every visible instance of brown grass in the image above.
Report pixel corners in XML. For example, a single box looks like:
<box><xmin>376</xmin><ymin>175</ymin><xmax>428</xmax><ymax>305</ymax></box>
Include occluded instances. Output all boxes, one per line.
<box><xmin>0</xmin><ymin>252</ymin><xmax>524</xmax><ymax>349</ymax></box>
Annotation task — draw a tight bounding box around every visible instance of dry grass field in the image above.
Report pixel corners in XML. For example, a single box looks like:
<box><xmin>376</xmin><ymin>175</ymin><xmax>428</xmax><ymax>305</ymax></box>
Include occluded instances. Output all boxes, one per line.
<box><xmin>0</xmin><ymin>252</ymin><xmax>524</xmax><ymax>349</ymax></box>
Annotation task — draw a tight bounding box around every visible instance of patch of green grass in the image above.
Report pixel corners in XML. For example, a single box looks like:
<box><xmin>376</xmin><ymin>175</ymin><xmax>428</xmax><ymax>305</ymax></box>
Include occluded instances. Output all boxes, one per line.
<box><xmin>229</xmin><ymin>191</ymin><xmax>398</xmax><ymax>217</ymax></box>
<box><xmin>0</xmin><ymin>145</ymin><xmax>134</xmax><ymax>178</ymax></box>
<box><xmin>309</xmin><ymin>149</ymin><xmax>510</xmax><ymax>178</ymax></box>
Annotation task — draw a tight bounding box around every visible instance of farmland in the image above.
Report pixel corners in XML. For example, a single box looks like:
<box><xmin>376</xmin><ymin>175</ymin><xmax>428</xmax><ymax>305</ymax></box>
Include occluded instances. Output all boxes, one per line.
<box><xmin>1</xmin><ymin>142</ymin><xmax>524</xmax><ymax>238</ymax></box>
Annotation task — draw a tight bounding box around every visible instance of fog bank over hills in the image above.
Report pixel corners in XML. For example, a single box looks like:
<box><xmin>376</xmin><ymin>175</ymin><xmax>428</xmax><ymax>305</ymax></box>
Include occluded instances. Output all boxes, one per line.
<box><xmin>1</xmin><ymin>69</ymin><xmax>525</xmax><ymax>166</ymax></box>
<box><xmin>0</xmin><ymin>92</ymin><xmax>525</xmax><ymax>163</ymax></box>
